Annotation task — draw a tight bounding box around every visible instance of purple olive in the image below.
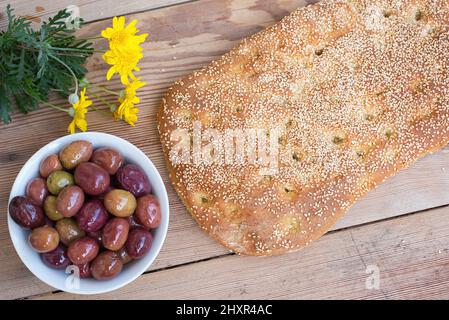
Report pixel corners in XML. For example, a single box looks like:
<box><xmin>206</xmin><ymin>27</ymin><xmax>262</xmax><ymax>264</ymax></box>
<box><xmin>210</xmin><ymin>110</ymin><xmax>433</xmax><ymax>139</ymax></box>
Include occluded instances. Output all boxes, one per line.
<box><xmin>9</xmin><ymin>196</ymin><xmax>45</xmax><ymax>229</ymax></box>
<box><xmin>41</xmin><ymin>245</ymin><xmax>70</xmax><ymax>269</ymax></box>
<box><xmin>125</xmin><ymin>227</ymin><xmax>153</xmax><ymax>259</ymax></box>
<box><xmin>76</xmin><ymin>199</ymin><xmax>109</xmax><ymax>232</ymax></box>
<box><xmin>116</xmin><ymin>164</ymin><xmax>151</xmax><ymax>197</ymax></box>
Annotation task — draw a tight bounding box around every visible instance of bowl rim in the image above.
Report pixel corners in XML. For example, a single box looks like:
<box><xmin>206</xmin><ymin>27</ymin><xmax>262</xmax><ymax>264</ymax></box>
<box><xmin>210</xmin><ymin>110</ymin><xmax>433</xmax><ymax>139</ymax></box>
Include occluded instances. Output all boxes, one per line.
<box><xmin>7</xmin><ymin>131</ymin><xmax>170</xmax><ymax>295</ymax></box>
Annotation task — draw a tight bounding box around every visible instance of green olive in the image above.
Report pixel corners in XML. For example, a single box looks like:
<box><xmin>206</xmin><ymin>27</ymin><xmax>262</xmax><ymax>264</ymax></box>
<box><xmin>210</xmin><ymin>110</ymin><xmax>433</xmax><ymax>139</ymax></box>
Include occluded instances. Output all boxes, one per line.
<box><xmin>43</xmin><ymin>195</ymin><xmax>64</xmax><ymax>221</ymax></box>
<box><xmin>46</xmin><ymin>170</ymin><xmax>74</xmax><ymax>195</ymax></box>
<box><xmin>55</xmin><ymin>218</ymin><xmax>85</xmax><ymax>246</ymax></box>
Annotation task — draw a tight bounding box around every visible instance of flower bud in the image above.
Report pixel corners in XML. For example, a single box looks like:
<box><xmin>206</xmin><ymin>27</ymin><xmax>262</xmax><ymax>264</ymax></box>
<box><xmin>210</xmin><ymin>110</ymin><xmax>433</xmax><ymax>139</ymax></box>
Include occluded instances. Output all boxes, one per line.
<box><xmin>68</xmin><ymin>93</ymin><xmax>79</xmax><ymax>105</ymax></box>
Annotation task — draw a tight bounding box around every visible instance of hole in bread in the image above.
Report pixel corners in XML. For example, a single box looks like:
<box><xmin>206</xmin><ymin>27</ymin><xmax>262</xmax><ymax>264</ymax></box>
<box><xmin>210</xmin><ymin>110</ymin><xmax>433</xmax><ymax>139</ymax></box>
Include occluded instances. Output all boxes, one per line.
<box><xmin>286</xmin><ymin>119</ymin><xmax>294</xmax><ymax>128</ymax></box>
<box><xmin>292</xmin><ymin>151</ymin><xmax>301</xmax><ymax>161</ymax></box>
<box><xmin>278</xmin><ymin>136</ymin><xmax>288</xmax><ymax>146</ymax></box>
<box><xmin>385</xmin><ymin>128</ymin><xmax>394</xmax><ymax>140</ymax></box>
<box><xmin>278</xmin><ymin>184</ymin><xmax>299</xmax><ymax>202</ymax></box>
<box><xmin>356</xmin><ymin>150</ymin><xmax>366</xmax><ymax>158</ymax></box>
<box><xmin>314</xmin><ymin>48</ymin><xmax>324</xmax><ymax>56</ymax></box>
<box><xmin>414</xmin><ymin>8</ymin><xmax>423</xmax><ymax>21</ymax></box>
<box><xmin>382</xmin><ymin>10</ymin><xmax>393</xmax><ymax>18</ymax></box>
<box><xmin>332</xmin><ymin>136</ymin><xmax>345</xmax><ymax>144</ymax></box>
<box><xmin>365</xmin><ymin>114</ymin><xmax>375</xmax><ymax>121</ymax></box>
<box><xmin>193</xmin><ymin>192</ymin><xmax>213</xmax><ymax>207</ymax></box>
<box><xmin>176</xmin><ymin>109</ymin><xmax>193</xmax><ymax>122</ymax></box>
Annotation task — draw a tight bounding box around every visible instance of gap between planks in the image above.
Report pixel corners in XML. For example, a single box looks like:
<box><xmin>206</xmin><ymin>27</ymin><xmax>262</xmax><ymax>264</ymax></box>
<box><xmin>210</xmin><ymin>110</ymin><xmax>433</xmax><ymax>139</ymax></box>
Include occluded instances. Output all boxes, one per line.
<box><xmin>0</xmin><ymin>0</ymin><xmax>198</xmax><ymax>29</ymax></box>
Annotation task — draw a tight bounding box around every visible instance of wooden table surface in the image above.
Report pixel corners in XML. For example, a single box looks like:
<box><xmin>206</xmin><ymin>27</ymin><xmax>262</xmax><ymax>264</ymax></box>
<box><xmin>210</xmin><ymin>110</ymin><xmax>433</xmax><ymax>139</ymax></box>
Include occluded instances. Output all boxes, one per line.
<box><xmin>1</xmin><ymin>0</ymin><xmax>449</xmax><ymax>300</ymax></box>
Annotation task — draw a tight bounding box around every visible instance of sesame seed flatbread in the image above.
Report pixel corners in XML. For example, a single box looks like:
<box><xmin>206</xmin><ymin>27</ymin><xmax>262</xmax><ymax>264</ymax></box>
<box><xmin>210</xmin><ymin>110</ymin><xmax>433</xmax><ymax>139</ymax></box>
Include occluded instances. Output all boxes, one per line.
<box><xmin>158</xmin><ymin>0</ymin><xmax>449</xmax><ymax>255</ymax></box>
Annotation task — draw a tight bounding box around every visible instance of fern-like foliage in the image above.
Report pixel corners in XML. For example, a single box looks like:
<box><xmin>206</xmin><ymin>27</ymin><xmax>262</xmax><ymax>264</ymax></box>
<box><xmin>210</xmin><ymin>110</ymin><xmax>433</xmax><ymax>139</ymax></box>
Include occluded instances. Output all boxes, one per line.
<box><xmin>0</xmin><ymin>5</ymin><xmax>94</xmax><ymax>124</ymax></box>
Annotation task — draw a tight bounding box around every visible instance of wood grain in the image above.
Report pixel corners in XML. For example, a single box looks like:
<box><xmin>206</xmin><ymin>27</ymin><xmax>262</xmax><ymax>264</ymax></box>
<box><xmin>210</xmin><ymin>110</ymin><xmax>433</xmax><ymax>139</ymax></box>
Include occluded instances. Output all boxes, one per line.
<box><xmin>0</xmin><ymin>0</ymin><xmax>194</xmax><ymax>28</ymax></box>
<box><xmin>33</xmin><ymin>205</ymin><xmax>449</xmax><ymax>300</ymax></box>
<box><xmin>1</xmin><ymin>0</ymin><xmax>449</xmax><ymax>299</ymax></box>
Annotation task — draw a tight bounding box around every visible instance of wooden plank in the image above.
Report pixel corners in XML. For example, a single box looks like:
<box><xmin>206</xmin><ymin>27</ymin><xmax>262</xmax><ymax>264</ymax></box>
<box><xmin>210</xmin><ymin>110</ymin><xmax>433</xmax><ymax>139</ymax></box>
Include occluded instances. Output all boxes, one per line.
<box><xmin>1</xmin><ymin>0</ymin><xmax>449</xmax><ymax>299</ymax></box>
<box><xmin>0</xmin><ymin>0</ymin><xmax>194</xmax><ymax>28</ymax></box>
<box><xmin>33</xmin><ymin>205</ymin><xmax>449</xmax><ymax>300</ymax></box>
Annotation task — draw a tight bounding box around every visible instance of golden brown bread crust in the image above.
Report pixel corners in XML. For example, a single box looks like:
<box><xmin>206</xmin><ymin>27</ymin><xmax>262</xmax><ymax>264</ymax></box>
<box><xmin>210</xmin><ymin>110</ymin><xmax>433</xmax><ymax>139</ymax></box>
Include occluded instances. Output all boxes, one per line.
<box><xmin>158</xmin><ymin>0</ymin><xmax>449</xmax><ymax>255</ymax></box>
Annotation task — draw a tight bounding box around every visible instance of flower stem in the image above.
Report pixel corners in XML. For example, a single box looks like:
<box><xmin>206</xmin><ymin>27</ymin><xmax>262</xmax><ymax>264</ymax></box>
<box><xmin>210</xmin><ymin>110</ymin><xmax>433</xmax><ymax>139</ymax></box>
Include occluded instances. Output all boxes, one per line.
<box><xmin>80</xmin><ymin>36</ymin><xmax>103</xmax><ymax>41</ymax></box>
<box><xmin>89</xmin><ymin>83</ymin><xmax>119</xmax><ymax>96</ymax></box>
<box><xmin>50</xmin><ymin>46</ymin><xmax>93</xmax><ymax>54</ymax></box>
<box><xmin>37</xmin><ymin>99</ymin><xmax>70</xmax><ymax>113</ymax></box>
<box><xmin>48</xmin><ymin>54</ymin><xmax>79</xmax><ymax>95</ymax></box>
<box><xmin>87</xmin><ymin>89</ymin><xmax>116</xmax><ymax>113</ymax></box>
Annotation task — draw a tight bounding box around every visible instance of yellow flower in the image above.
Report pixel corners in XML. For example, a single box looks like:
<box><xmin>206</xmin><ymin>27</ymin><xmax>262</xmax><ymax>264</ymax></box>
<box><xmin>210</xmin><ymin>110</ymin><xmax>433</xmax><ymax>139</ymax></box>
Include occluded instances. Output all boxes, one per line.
<box><xmin>68</xmin><ymin>88</ymin><xmax>91</xmax><ymax>134</ymax></box>
<box><xmin>121</xmin><ymin>77</ymin><xmax>146</xmax><ymax>103</ymax></box>
<box><xmin>113</xmin><ymin>78</ymin><xmax>145</xmax><ymax>126</ymax></box>
<box><xmin>101</xmin><ymin>16</ymin><xmax>148</xmax><ymax>84</ymax></box>
<box><xmin>101</xmin><ymin>17</ymin><xmax>147</xmax><ymax>50</ymax></box>
<box><xmin>114</xmin><ymin>99</ymin><xmax>139</xmax><ymax>126</ymax></box>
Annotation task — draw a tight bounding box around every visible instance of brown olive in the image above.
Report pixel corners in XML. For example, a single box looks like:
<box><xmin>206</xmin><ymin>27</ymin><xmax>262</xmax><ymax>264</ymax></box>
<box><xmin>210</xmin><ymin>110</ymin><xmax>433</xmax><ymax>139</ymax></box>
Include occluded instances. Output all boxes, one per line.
<box><xmin>102</xmin><ymin>218</ymin><xmax>129</xmax><ymax>251</ymax></box>
<box><xmin>56</xmin><ymin>185</ymin><xmax>85</xmax><ymax>217</ymax></box>
<box><xmin>9</xmin><ymin>196</ymin><xmax>45</xmax><ymax>229</ymax></box>
<box><xmin>26</xmin><ymin>177</ymin><xmax>49</xmax><ymax>207</ymax></box>
<box><xmin>43</xmin><ymin>195</ymin><xmax>64</xmax><ymax>221</ymax></box>
<box><xmin>67</xmin><ymin>237</ymin><xmax>99</xmax><ymax>265</ymax></box>
<box><xmin>55</xmin><ymin>218</ymin><xmax>86</xmax><ymax>246</ymax></box>
<box><xmin>91</xmin><ymin>147</ymin><xmax>124</xmax><ymax>175</ymax></box>
<box><xmin>46</xmin><ymin>171</ymin><xmax>74</xmax><ymax>195</ymax></box>
<box><xmin>28</xmin><ymin>226</ymin><xmax>60</xmax><ymax>253</ymax></box>
<box><xmin>74</xmin><ymin>162</ymin><xmax>110</xmax><ymax>195</ymax></box>
<box><xmin>125</xmin><ymin>227</ymin><xmax>153</xmax><ymax>259</ymax></box>
<box><xmin>115</xmin><ymin>247</ymin><xmax>133</xmax><ymax>265</ymax></box>
<box><xmin>135</xmin><ymin>195</ymin><xmax>161</xmax><ymax>229</ymax></box>
<box><xmin>39</xmin><ymin>154</ymin><xmax>63</xmax><ymax>178</ymax></box>
<box><xmin>59</xmin><ymin>140</ymin><xmax>93</xmax><ymax>170</ymax></box>
<box><xmin>104</xmin><ymin>189</ymin><xmax>136</xmax><ymax>217</ymax></box>
<box><xmin>91</xmin><ymin>251</ymin><xmax>123</xmax><ymax>280</ymax></box>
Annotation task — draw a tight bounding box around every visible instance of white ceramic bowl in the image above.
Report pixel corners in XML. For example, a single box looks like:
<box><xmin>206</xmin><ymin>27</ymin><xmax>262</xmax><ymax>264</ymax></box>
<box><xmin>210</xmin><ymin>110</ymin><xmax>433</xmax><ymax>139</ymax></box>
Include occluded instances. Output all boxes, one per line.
<box><xmin>8</xmin><ymin>132</ymin><xmax>169</xmax><ymax>295</ymax></box>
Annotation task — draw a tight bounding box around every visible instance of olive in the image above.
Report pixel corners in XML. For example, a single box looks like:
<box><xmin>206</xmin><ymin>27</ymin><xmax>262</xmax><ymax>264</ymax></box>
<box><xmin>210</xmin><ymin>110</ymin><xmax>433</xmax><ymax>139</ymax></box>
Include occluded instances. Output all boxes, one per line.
<box><xmin>104</xmin><ymin>189</ymin><xmax>136</xmax><ymax>217</ymax></box>
<box><xmin>102</xmin><ymin>218</ymin><xmax>129</xmax><ymax>251</ymax></box>
<box><xmin>116</xmin><ymin>164</ymin><xmax>151</xmax><ymax>197</ymax></box>
<box><xmin>55</xmin><ymin>218</ymin><xmax>86</xmax><ymax>246</ymax></box>
<box><xmin>91</xmin><ymin>148</ymin><xmax>124</xmax><ymax>175</ymax></box>
<box><xmin>125</xmin><ymin>227</ymin><xmax>153</xmax><ymax>259</ymax></box>
<box><xmin>26</xmin><ymin>177</ymin><xmax>49</xmax><ymax>207</ymax></box>
<box><xmin>91</xmin><ymin>251</ymin><xmax>123</xmax><ymax>280</ymax></box>
<box><xmin>76</xmin><ymin>199</ymin><xmax>109</xmax><ymax>232</ymax></box>
<box><xmin>9</xmin><ymin>196</ymin><xmax>45</xmax><ymax>229</ymax></box>
<box><xmin>75</xmin><ymin>263</ymin><xmax>92</xmax><ymax>278</ymax></box>
<box><xmin>67</xmin><ymin>237</ymin><xmax>100</xmax><ymax>265</ymax></box>
<box><xmin>115</xmin><ymin>247</ymin><xmax>132</xmax><ymax>265</ymax></box>
<box><xmin>41</xmin><ymin>245</ymin><xmax>70</xmax><ymax>269</ymax></box>
<box><xmin>28</xmin><ymin>226</ymin><xmax>60</xmax><ymax>253</ymax></box>
<box><xmin>43</xmin><ymin>195</ymin><xmax>64</xmax><ymax>221</ymax></box>
<box><xmin>56</xmin><ymin>185</ymin><xmax>85</xmax><ymax>218</ymax></box>
<box><xmin>59</xmin><ymin>140</ymin><xmax>93</xmax><ymax>170</ymax></box>
<box><xmin>74</xmin><ymin>162</ymin><xmax>110</xmax><ymax>195</ymax></box>
<box><xmin>135</xmin><ymin>195</ymin><xmax>161</xmax><ymax>229</ymax></box>
<box><xmin>46</xmin><ymin>171</ymin><xmax>74</xmax><ymax>195</ymax></box>
<box><xmin>39</xmin><ymin>154</ymin><xmax>63</xmax><ymax>178</ymax></box>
